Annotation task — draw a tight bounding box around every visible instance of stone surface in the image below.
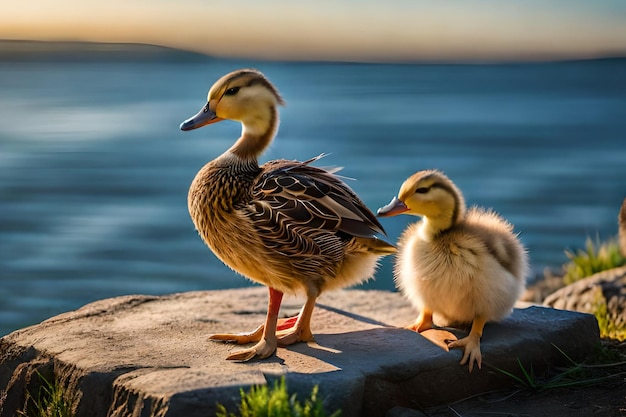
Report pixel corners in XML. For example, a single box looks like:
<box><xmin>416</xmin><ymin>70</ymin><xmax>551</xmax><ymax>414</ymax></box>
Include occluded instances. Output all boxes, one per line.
<box><xmin>385</xmin><ymin>406</ymin><xmax>427</xmax><ymax>417</ymax></box>
<box><xmin>0</xmin><ymin>288</ymin><xmax>600</xmax><ymax>417</ymax></box>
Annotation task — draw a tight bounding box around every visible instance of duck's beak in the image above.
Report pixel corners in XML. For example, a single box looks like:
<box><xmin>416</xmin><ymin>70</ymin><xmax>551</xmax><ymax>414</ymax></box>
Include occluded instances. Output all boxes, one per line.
<box><xmin>377</xmin><ymin>197</ymin><xmax>409</xmax><ymax>217</ymax></box>
<box><xmin>180</xmin><ymin>102</ymin><xmax>223</xmax><ymax>131</ymax></box>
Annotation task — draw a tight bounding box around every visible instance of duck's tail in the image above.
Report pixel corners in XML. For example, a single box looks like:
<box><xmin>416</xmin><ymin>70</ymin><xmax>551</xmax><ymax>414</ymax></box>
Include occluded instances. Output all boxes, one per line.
<box><xmin>358</xmin><ymin>237</ymin><xmax>397</xmax><ymax>255</ymax></box>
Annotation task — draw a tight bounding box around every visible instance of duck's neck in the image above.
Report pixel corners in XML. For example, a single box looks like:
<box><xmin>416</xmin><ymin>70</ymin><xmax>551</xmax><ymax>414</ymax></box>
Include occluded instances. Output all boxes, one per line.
<box><xmin>418</xmin><ymin>217</ymin><xmax>450</xmax><ymax>242</ymax></box>
<box><xmin>417</xmin><ymin>203</ymin><xmax>463</xmax><ymax>242</ymax></box>
<box><xmin>228</xmin><ymin>105</ymin><xmax>279</xmax><ymax>162</ymax></box>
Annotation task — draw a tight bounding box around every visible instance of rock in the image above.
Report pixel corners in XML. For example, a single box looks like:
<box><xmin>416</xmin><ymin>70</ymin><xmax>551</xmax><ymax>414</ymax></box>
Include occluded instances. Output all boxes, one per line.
<box><xmin>1</xmin><ymin>288</ymin><xmax>599</xmax><ymax>417</ymax></box>
<box><xmin>532</xmin><ymin>196</ymin><xmax>626</xmax><ymax>317</ymax></box>
<box><xmin>385</xmin><ymin>406</ymin><xmax>427</xmax><ymax>417</ymax></box>
<box><xmin>521</xmin><ymin>269</ymin><xmax>564</xmax><ymax>303</ymax></box>
<box><xmin>543</xmin><ymin>265</ymin><xmax>626</xmax><ymax>331</ymax></box>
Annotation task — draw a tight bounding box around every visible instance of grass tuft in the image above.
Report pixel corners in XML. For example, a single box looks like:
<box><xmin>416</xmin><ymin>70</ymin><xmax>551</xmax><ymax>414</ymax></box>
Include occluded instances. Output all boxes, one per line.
<box><xmin>562</xmin><ymin>236</ymin><xmax>625</xmax><ymax>285</ymax></box>
<box><xmin>591</xmin><ymin>288</ymin><xmax>626</xmax><ymax>341</ymax></box>
<box><xmin>493</xmin><ymin>343</ymin><xmax>626</xmax><ymax>391</ymax></box>
<box><xmin>557</xmin><ymin>234</ymin><xmax>626</xmax><ymax>341</ymax></box>
<box><xmin>17</xmin><ymin>371</ymin><xmax>73</xmax><ymax>417</ymax></box>
<box><xmin>217</xmin><ymin>377</ymin><xmax>341</xmax><ymax>417</ymax></box>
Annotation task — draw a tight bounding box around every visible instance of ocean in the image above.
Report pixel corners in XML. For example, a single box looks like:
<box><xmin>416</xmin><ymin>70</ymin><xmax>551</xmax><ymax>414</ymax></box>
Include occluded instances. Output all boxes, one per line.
<box><xmin>1</xmin><ymin>57</ymin><xmax>625</xmax><ymax>336</ymax></box>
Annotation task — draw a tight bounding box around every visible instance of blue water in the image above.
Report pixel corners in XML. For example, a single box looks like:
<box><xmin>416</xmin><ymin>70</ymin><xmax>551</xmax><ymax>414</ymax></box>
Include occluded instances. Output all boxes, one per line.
<box><xmin>1</xmin><ymin>58</ymin><xmax>625</xmax><ymax>337</ymax></box>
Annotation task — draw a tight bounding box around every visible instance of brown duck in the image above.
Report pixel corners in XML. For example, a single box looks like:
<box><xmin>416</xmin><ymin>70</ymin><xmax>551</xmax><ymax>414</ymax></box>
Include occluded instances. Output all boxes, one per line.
<box><xmin>180</xmin><ymin>69</ymin><xmax>396</xmax><ymax>361</ymax></box>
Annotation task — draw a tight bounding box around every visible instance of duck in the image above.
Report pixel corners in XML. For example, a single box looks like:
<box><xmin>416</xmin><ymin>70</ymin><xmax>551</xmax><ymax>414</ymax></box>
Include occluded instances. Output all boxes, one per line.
<box><xmin>180</xmin><ymin>69</ymin><xmax>396</xmax><ymax>361</ymax></box>
<box><xmin>377</xmin><ymin>169</ymin><xmax>528</xmax><ymax>372</ymax></box>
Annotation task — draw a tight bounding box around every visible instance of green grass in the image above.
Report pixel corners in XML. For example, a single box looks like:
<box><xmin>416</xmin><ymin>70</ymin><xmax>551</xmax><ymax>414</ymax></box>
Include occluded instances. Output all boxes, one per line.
<box><xmin>494</xmin><ymin>343</ymin><xmax>626</xmax><ymax>391</ymax></box>
<box><xmin>591</xmin><ymin>288</ymin><xmax>626</xmax><ymax>341</ymax></box>
<box><xmin>562</xmin><ymin>236</ymin><xmax>625</xmax><ymax>285</ymax></box>
<box><xmin>18</xmin><ymin>373</ymin><xmax>341</xmax><ymax>417</ymax></box>
<box><xmin>17</xmin><ymin>371</ymin><xmax>74</xmax><ymax>417</ymax></box>
<box><xmin>216</xmin><ymin>377</ymin><xmax>341</xmax><ymax>417</ymax></box>
<box><xmin>559</xmin><ymin>235</ymin><xmax>626</xmax><ymax>341</ymax></box>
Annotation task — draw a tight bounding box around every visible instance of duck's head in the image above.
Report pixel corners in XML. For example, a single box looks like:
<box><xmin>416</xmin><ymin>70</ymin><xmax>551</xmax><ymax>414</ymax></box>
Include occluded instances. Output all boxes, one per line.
<box><xmin>180</xmin><ymin>69</ymin><xmax>284</xmax><ymax>135</ymax></box>
<box><xmin>377</xmin><ymin>170</ymin><xmax>465</xmax><ymax>224</ymax></box>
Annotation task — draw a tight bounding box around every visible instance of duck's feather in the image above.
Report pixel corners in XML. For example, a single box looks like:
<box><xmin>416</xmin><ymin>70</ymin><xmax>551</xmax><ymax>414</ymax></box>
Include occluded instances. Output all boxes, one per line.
<box><xmin>252</xmin><ymin>159</ymin><xmax>387</xmax><ymax>241</ymax></box>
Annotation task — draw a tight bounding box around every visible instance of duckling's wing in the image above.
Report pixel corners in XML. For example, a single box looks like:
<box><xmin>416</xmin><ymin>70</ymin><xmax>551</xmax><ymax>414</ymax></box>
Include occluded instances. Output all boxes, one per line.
<box><xmin>253</xmin><ymin>159</ymin><xmax>387</xmax><ymax>240</ymax></box>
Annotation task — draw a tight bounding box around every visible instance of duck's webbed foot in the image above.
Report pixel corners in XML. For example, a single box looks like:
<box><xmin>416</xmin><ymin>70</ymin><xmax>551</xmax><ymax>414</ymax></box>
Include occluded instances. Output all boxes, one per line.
<box><xmin>276</xmin><ymin>323</ymin><xmax>314</xmax><ymax>346</ymax></box>
<box><xmin>208</xmin><ymin>315</ymin><xmax>299</xmax><ymax>345</ymax></box>
<box><xmin>420</xmin><ymin>329</ymin><xmax>457</xmax><ymax>352</ymax></box>
<box><xmin>405</xmin><ymin>308</ymin><xmax>454</xmax><ymax>351</ymax></box>
<box><xmin>209</xmin><ymin>287</ymin><xmax>289</xmax><ymax>361</ymax></box>
<box><xmin>224</xmin><ymin>336</ymin><xmax>278</xmax><ymax>362</ymax></box>
<box><xmin>277</xmin><ymin>296</ymin><xmax>316</xmax><ymax>346</ymax></box>
<box><xmin>447</xmin><ymin>316</ymin><xmax>486</xmax><ymax>372</ymax></box>
<box><xmin>209</xmin><ymin>324</ymin><xmax>264</xmax><ymax>345</ymax></box>
<box><xmin>448</xmin><ymin>333</ymin><xmax>482</xmax><ymax>372</ymax></box>
<box><xmin>208</xmin><ymin>287</ymin><xmax>318</xmax><ymax>361</ymax></box>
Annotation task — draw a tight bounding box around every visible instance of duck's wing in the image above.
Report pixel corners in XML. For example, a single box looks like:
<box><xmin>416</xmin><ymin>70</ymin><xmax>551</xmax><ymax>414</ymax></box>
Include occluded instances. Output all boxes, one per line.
<box><xmin>250</xmin><ymin>159</ymin><xmax>387</xmax><ymax>242</ymax></box>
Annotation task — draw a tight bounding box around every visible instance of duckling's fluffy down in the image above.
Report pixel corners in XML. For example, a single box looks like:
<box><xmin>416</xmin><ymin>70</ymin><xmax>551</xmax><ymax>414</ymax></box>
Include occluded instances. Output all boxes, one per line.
<box><xmin>395</xmin><ymin>207</ymin><xmax>528</xmax><ymax>326</ymax></box>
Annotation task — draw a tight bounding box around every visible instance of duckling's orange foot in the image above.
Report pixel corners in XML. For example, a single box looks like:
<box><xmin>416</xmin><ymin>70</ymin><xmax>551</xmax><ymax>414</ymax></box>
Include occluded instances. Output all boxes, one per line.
<box><xmin>419</xmin><ymin>328</ymin><xmax>457</xmax><ymax>352</ymax></box>
<box><xmin>406</xmin><ymin>310</ymin><xmax>434</xmax><ymax>333</ymax></box>
<box><xmin>448</xmin><ymin>335</ymin><xmax>482</xmax><ymax>372</ymax></box>
<box><xmin>406</xmin><ymin>322</ymin><xmax>432</xmax><ymax>332</ymax></box>
<box><xmin>225</xmin><ymin>337</ymin><xmax>278</xmax><ymax>362</ymax></box>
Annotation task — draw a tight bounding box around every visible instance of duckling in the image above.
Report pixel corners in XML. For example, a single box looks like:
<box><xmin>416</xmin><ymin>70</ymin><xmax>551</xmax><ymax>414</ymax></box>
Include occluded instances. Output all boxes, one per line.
<box><xmin>377</xmin><ymin>170</ymin><xmax>528</xmax><ymax>372</ymax></box>
<box><xmin>180</xmin><ymin>69</ymin><xmax>396</xmax><ymax>361</ymax></box>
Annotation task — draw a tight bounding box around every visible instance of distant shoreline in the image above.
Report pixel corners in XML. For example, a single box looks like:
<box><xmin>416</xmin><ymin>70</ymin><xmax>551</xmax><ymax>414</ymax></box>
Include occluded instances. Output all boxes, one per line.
<box><xmin>0</xmin><ymin>39</ymin><xmax>213</xmax><ymax>63</ymax></box>
<box><xmin>1</xmin><ymin>39</ymin><xmax>625</xmax><ymax>65</ymax></box>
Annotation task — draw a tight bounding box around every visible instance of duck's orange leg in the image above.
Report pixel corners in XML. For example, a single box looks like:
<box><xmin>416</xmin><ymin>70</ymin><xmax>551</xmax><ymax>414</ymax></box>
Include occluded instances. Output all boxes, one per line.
<box><xmin>276</xmin><ymin>295</ymin><xmax>316</xmax><ymax>346</ymax></box>
<box><xmin>209</xmin><ymin>297</ymin><xmax>300</xmax><ymax>347</ymax></box>
<box><xmin>448</xmin><ymin>316</ymin><xmax>486</xmax><ymax>372</ymax></box>
<box><xmin>209</xmin><ymin>287</ymin><xmax>284</xmax><ymax>361</ymax></box>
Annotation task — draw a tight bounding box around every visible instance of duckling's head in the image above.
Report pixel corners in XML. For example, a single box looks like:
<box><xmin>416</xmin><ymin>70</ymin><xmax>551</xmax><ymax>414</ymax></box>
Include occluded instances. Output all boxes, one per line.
<box><xmin>180</xmin><ymin>69</ymin><xmax>284</xmax><ymax>136</ymax></box>
<box><xmin>377</xmin><ymin>169</ymin><xmax>466</xmax><ymax>226</ymax></box>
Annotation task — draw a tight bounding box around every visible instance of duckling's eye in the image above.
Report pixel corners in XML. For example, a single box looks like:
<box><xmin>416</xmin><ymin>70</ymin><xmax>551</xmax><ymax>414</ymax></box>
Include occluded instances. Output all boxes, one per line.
<box><xmin>415</xmin><ymin>187</ymin><xmax>429</xmax><ymax>194</ymax></box>
<box><xmin>224</xmin><ymin>87</ymin><xmax>240</xmax><ymax>96</ymax></box>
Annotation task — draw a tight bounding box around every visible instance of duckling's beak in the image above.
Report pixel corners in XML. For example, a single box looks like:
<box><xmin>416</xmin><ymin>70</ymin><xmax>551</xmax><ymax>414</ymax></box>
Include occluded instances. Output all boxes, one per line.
<box><xmin>377</xmin><ymin>197</ymin><xmax>409</xmax><ymax>217</ymax></box>
<box><xmin>180</xmin><ymin>103</ymin><xmax>223</xmax><ymax>131</ymax></box>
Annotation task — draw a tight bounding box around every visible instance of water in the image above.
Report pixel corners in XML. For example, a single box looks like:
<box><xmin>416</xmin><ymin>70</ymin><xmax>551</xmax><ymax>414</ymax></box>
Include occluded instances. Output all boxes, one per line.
<box><xmin>1</xmin><ymin>58</ymin><xmax>625</xmax><ymax>337</ymax></box>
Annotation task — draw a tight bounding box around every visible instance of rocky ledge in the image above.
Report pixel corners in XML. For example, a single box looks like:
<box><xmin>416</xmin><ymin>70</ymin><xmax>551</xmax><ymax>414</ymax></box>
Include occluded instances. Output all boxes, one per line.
<box><xmin>0</xmin><ymin>288</ymin><xmax>599</xmax><ymax>417</ymax></box>
<box><xmin>544</xmin><ymin>265</ymin><xmax>626</xmax><ymax>332</ymax></box>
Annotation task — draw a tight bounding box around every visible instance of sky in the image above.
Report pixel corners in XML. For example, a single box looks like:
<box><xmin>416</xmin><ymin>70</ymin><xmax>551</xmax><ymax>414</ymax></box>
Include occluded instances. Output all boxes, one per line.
<box><xmin>2</xmin><ymin>0</ymin><xmax>626</xmax><ymax>62</ymax></box>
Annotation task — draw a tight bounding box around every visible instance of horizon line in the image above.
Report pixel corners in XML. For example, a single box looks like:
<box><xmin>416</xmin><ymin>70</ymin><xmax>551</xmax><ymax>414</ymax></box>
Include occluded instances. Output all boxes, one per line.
<box><xmin>2</xmin><ymin>38</ymin><xmax>626</xmax><ymax>65</ymax></box>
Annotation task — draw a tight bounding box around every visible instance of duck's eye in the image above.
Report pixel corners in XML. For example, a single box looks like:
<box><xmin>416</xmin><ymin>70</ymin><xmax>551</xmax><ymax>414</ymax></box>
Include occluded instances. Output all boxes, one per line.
<box><xmin>224</xmin><ymin>87</ymin><xmax>240</xmax><ymax>96</ymax></box>
<box><xmin>415</xmin><ymin>187</ymin><xmax>429</xmax><ymax>194</ymax></box>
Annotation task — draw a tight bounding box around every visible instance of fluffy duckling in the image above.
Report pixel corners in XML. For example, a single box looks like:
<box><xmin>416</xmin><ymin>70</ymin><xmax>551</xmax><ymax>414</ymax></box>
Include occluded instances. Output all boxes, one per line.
<box><xmin>180</xmin><ymin>69</ymin><xmax>396</xmax><ymax>361</ymax></box>
<box><xmin>377</xmin><ymin>170</ymin><xmax>528</xmax><ymax>372</ymax></box>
